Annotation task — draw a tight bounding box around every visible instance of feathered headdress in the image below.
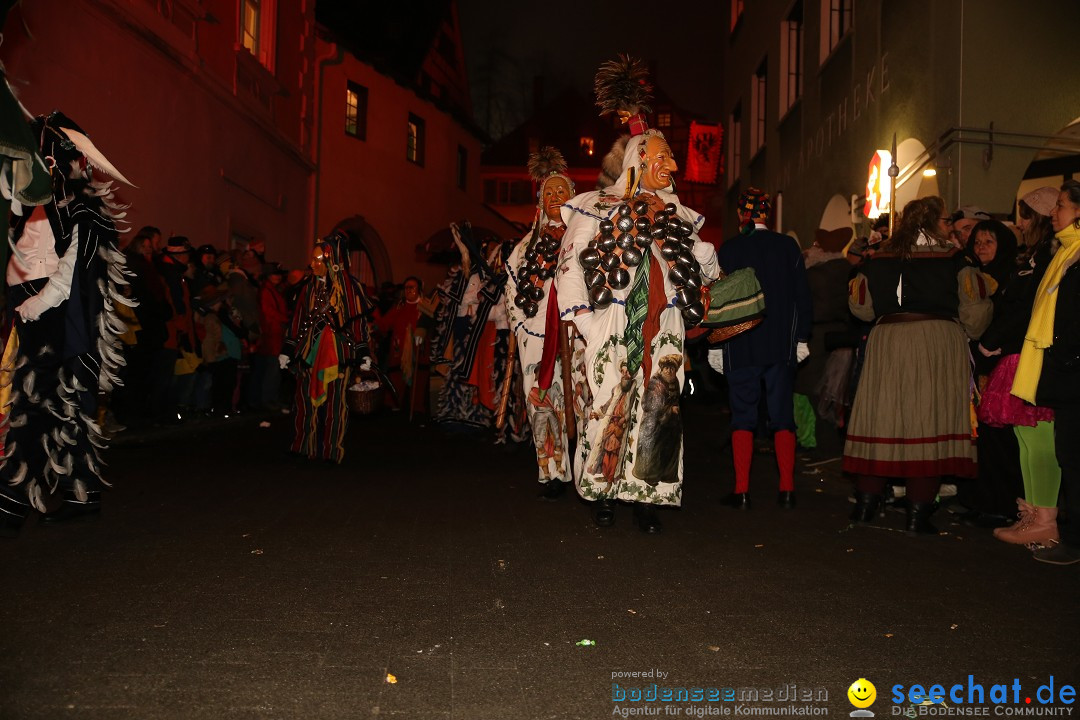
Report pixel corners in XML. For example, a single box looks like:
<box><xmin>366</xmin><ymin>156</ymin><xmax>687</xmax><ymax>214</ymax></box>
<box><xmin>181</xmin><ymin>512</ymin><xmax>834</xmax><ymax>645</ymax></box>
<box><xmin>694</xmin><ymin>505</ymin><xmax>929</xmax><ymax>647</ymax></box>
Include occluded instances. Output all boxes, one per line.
<box><xmin>594</xmin><ymin>54</ymin><xmax>653</xmax><ymax>136</ymax></box>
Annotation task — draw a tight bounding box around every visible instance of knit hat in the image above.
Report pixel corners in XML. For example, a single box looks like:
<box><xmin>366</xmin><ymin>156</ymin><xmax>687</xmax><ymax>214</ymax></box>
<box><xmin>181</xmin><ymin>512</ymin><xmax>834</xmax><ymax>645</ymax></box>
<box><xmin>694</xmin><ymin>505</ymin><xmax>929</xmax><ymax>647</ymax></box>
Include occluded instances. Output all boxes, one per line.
<box><xmin>737</xmin><ymin>188</ymin><xmax>771</xmax><ymax>234</ymax></box>
<box><xmin>1021</xmin><ymin>187</ymin><xmax>1058</xmax><ymax>218</ymax></box>
<box><xmin>164</xmin><ymin>236</ymin><xmax>192</xmax><ymax>254</ymax></box>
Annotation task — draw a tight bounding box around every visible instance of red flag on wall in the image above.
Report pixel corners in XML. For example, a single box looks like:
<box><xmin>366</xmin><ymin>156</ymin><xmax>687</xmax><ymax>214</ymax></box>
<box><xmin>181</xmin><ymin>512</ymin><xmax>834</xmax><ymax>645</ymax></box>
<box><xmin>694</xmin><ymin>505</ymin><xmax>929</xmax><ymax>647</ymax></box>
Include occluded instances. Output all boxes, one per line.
<box><xmin>684</xmin><ymin>121</ymin><xmax>723</xmax><ymax>184</ymax></box>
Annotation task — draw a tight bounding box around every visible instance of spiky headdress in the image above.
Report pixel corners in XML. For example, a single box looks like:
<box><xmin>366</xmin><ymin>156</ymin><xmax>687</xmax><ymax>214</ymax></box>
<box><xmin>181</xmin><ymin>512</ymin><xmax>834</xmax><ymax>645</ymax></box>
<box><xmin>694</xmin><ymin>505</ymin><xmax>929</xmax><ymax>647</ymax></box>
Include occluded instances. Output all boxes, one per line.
<box><xmin>594</xmin><ymin>54</ymin><xmax>653</xmax><ymax>136</ymax></box>
<box><xmin>527</xmin><ymin>146</ymin><xmax>575</xmax><ymax>211</ymax></box>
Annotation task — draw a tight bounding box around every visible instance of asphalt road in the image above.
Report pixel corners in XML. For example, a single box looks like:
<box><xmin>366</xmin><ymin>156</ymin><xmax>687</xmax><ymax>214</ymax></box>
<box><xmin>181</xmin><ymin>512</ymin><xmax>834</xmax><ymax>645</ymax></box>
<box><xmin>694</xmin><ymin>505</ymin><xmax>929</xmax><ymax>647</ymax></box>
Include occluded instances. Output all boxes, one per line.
<box><xmin>1</xmin><ymin>398</ymin><xmax>1077</xmax><ymax>719</ymax></box>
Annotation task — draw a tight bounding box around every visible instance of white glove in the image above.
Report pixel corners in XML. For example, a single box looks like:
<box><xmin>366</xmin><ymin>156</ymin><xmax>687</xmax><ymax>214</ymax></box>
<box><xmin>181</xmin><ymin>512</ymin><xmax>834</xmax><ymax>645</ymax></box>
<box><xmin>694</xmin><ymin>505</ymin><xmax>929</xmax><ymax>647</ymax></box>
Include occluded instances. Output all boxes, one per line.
<box><xmin>359</xmin><ymin>356</ymin><xmax>372</xmax><ymax>371</ymax></box>
<box><xmin>707</xmin><ymin>348</ymin><xmax>725</xmax><ymax>374</ymax></box>
<box><xmin>278</xmin><ymin>353</ymin><xmax>290</xmax><ymax>370</ymax></box>
<box><xmin>796</xmin><ymin>342</ymin><xmax>810</xmax><ymax>363</ymax></box>
<box><xmin>15</xmin><ymin>295</ymin><xmax>48</xmax><ymax>323</ymax></box>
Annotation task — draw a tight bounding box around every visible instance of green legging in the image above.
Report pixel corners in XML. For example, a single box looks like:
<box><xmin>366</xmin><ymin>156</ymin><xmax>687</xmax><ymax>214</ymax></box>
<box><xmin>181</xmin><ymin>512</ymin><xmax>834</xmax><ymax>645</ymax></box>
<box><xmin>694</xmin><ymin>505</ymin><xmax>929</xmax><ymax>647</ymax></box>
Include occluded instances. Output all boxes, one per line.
<box><xmin>793</xmin><ymin>393</ymin><xmax>816</xmax><ymax>449</ymax></box>
<box><xmin>1014</xmin><ymin>421</ymin><xmax>1061</xmax><ymax>507</ymax></box>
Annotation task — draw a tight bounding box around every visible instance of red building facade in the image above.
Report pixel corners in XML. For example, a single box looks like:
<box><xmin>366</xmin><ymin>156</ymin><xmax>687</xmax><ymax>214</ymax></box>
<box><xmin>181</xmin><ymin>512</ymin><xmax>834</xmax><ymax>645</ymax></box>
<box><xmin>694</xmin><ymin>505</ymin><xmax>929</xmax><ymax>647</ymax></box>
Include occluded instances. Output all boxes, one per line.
<box><xmin>1</xmin><ymin>0</ymin><xmax>318</xmax><ymax>269</ymax></box>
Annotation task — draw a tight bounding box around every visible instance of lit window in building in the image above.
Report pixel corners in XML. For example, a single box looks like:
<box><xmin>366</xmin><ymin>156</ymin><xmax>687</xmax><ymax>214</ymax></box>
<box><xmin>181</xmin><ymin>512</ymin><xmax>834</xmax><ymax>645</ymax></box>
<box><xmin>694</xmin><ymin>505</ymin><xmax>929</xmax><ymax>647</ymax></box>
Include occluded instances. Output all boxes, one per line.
<box><xmin>580</xmin><ymin>136</ymin><xmax>595</xmax><ymax>156</ymax></box>
<box><xmin>407</xmin><ymin>113</ymin><xmax>425</xmax><ymax>166</ymax></box>
<box><xmin>240</xmin><ymin>0</ymin><xmax>276</xmax><ymax>71</ymax></box>
<box><xmin>730</xmin><ymin>0</ymin><xmax>744</xmax><ymax>31</ymax></box>
<box><xmin>346</xmin><ymin>82</ymin><xmax>368</xmax><ymax>140</ymax></box>
<box><xmin>821</xmin><ymin>0</ymin><xmax>853</xmax><ymax>63</ymax></box>
<box><xmin>657</xmin><ymin>113</ymin><xmax>672</xmax><ymax>128</ymax></box>
<box><xmin>457</xmin><ymin>146</ymin><xmax>468</xmax><ymax>190</ymax></box>
<box><xmin>750</xmin><ymin>60</ymin><xmax>767</xmax><ymax>155</ymax></box>
<box><xmin>780</xmin><ymin>0</ymin><xmax>803</xmax><ymax>116</ymax></box>
<box><xmin>728</xmin><ymin>102</ymin><xmax>742</xmax><ymax>187</ymax></box>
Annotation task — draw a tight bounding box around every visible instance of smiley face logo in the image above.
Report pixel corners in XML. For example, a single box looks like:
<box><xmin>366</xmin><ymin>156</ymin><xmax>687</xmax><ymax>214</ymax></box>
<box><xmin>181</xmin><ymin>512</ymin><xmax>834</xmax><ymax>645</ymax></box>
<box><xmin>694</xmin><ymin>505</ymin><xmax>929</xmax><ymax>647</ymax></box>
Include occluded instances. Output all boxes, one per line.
<box><xmin>848</xmin><ymin>678</ymin><xmax>876</xmax><ymax>709</ymax></box>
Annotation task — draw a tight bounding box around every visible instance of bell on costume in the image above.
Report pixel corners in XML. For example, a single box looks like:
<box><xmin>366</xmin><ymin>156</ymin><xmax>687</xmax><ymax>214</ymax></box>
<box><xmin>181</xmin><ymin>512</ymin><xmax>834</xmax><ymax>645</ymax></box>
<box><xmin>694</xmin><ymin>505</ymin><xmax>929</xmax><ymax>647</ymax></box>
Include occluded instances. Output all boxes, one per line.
<box><xmin>600</xmin><ymin>252</ymin><xmax>621</xmax><ymax>271</ymax></box>
<box><xmin>579</xmin><ymin>247</ymin><xmax>601</xmax><ymax>269</ymax></box>
<box><xmin>590</xmin><ymin>285</ymin><xmax>614</xmax><ymax>308</ymax></box>
<box><xmin>584</xmin><ymin>268</ymin><xmax>606</xmax><ymax>289</ymax></box>
<box><xmin>682</xmin><ymin>301</ymin><xmax>705</xmax><ymax>325</ymax></box>
<box><xmin>622</xmin><ymin>247</ymin><xmax>643</xmax><ymax>266</ymax></box>
<box><xmin>616</xmin><ymin>215</ymin><xmax>634</xmax><ymax>233</ymax></box>
<box><xmin>608</xmin><ymin>267</ymin><xmax>631</xmax><ymax>289</ymax></box>
<box><xmin>632</xmin><ymin>200</ymin><xmax>650</xmax><ymax>216</ymax></box>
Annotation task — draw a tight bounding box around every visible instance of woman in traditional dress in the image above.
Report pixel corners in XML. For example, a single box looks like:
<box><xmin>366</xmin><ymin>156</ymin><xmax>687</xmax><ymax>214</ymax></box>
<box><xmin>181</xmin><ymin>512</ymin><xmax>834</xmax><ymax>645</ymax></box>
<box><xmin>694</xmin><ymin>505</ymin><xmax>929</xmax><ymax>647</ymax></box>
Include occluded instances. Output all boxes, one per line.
<box><xmin>844</xmin><ymin>196</ymin><xmax>992</xmax><ymax>534</ymax></box>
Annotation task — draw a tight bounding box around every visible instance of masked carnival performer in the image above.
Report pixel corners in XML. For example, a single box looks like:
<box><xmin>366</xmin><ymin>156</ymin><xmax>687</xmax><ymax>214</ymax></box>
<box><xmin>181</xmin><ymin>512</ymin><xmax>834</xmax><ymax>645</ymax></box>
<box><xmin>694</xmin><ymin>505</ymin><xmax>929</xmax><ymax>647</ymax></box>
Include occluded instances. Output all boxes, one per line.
<box><xmin>506</xmin><ymin>147</ymin><xmax>588</xmax><ymax>498</ymax></box>
<box><xmin>0</xmin><ymin>112</ymin><xmax>135</xmax><ymax>536</ymax></box>
<box><xmin>556</xmin><ymin>56</ymin><xmax>720</xmax><ymax>533</ymax></box>
<box><xmin>279</xmin><ymin>232</ymin><xmax>372</xmax><ymax>464</ymax></box>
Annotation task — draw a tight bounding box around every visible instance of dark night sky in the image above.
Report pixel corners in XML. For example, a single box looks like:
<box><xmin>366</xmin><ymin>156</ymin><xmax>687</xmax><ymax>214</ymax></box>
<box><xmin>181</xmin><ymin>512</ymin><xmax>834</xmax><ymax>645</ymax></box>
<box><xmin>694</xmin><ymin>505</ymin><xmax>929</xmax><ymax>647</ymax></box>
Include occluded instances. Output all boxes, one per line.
<box><xmin>456</xmin><ymin>1</ymin><xmax>725</xmax><ymax>139</ymax></box>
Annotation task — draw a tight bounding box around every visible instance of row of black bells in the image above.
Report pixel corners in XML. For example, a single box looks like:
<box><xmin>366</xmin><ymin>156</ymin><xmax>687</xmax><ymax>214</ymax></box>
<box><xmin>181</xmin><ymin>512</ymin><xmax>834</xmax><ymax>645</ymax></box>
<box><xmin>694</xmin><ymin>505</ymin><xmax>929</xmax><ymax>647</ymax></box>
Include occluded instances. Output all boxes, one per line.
<box><xmin>512</xmin><ymin>227</ymin><xmax>563</xmax><ymax>318</ymax></box>
<box><xmin>578</xmin><ymin>200</ymin><xmax>707</xmax><ymax>326</ymax></box>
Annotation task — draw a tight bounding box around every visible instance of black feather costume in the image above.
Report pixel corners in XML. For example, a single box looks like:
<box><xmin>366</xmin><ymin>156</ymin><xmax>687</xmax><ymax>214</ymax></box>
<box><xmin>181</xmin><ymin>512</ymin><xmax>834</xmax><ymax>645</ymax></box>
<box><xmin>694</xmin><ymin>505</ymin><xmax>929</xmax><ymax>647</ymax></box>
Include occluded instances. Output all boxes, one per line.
<box><xmin>0</xmin><ymin>111</ymin><xmax>133</xmax><ymax>526</ymax></box>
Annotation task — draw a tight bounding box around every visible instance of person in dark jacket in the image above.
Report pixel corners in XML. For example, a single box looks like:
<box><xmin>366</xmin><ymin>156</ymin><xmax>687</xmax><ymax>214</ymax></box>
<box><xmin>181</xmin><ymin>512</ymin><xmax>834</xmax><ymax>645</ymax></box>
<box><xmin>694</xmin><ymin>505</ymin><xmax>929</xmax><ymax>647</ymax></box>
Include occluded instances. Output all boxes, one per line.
<box><xmin>708</xmin><ymin>188</ymin><xmax>812</xmax><ymax>510</ymax></box>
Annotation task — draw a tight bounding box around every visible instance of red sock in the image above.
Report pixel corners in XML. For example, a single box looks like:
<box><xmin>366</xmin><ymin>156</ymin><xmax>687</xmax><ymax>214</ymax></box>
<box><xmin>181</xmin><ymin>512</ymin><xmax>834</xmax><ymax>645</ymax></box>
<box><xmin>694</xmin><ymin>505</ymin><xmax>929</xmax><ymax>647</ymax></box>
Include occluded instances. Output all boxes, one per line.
<box><xmin>732</xmin><ymin>430</ymin><xmax>754</xmax><ymax>493</ymax></box>
<box><xmin>775</xmin><ymin>430</ymin><xmax>796</xmax><ymax>492</ymax></box>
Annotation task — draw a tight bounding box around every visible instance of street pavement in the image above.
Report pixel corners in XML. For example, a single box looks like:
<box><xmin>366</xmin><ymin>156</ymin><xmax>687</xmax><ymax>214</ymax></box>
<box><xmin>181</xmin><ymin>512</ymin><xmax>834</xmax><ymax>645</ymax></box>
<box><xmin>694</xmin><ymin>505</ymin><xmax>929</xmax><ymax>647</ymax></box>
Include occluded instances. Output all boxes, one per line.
<box><xmin>1</xmin><ymin>397</ymin><xmax>1077</xmax><ymax>719</ymax></box>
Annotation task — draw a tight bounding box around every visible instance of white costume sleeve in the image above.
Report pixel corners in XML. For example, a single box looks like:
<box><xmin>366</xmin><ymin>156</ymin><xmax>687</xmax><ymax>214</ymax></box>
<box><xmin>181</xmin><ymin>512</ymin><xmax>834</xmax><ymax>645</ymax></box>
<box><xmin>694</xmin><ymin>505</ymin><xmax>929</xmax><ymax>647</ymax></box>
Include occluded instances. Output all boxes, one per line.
<box><xmin>15</xmin><ymin>225</ymin><xmax>79</xmax><ymax>322</ymax></box>
<box><xmin>555</xmin><ymin>194</ymin><xmax>600</xmax><ymax>320</ymax></box>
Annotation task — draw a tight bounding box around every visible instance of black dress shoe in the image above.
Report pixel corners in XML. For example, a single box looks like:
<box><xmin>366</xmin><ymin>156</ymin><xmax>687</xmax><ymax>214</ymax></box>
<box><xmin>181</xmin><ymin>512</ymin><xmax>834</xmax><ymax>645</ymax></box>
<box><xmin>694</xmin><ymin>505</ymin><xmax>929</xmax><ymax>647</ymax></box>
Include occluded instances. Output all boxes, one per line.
<box><xmin>594</xmin><ymin>498</ymin><xmax>616</xmax><ymax>527</ymax></box>
<box><xmin>540</xmin><ymin>479</ymin><xmax>566</xmax><ymax>501</ymax></box>
<box><xmin>905</xmin><ymin>502</ymin><xmax>939</xmax><ymax>536</ymax></box>
<box><xmin>633</xmin><ymin>503</ymin><xmax>663</xmax><ymax>534</ymax></box>
<box><xmin>850</xmin><ymin>491</ymin><xmax>883</xmax><ymax>524</ymax></box>
<box><xmin>720</xmin><ymin>492</ymin><xmax>751</xmax><ymax>510</ymax></box>
<box><xmin>777</xmin><ymin>491</ymin><xmax>796</xmax><ymax>509</ymax></box>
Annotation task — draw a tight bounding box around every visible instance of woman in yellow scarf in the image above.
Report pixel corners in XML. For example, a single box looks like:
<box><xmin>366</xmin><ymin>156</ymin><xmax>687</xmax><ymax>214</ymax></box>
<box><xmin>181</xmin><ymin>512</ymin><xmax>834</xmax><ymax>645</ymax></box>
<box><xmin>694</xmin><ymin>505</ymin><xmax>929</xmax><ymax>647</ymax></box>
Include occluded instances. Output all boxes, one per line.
<box><xmin>1008</xmin><ymin>180</ymin><xmax>1080</xmax><ymax>562</ymax></box>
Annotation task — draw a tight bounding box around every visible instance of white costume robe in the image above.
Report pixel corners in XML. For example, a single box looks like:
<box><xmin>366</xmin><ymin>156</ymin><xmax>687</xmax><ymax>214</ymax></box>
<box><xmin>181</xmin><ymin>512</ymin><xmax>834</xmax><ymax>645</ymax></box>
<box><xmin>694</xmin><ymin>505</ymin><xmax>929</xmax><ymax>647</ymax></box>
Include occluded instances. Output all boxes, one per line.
<box><xmin>505</xmin><ymin>220</ymin><xmax>590</xmax><ymax>483</ymax></box>
<box><xmin>555</xmin><ymin>188</ymin><xmax>718</xmax><ymax>506</ymax></box>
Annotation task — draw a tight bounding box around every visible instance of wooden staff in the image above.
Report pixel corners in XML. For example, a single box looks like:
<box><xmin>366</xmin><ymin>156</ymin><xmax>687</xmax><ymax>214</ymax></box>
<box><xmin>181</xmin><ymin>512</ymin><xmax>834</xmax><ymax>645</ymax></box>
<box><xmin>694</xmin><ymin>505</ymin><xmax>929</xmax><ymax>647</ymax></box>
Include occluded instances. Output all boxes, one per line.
<box><xmin>494</xmin><ymin>333</ymin><xmax>517</xmax><ymax>431</ymax></box>
<box><xmin>558</xmin><ymin>320</ymin><xmax>577</xmax><ymax>444</ymax></box>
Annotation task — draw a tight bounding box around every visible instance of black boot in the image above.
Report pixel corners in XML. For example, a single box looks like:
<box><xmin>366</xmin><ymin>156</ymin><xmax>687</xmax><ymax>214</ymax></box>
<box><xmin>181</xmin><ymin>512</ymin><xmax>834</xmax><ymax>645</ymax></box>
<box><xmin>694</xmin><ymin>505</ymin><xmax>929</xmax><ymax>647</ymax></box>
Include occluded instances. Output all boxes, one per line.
<box><xmin>0</xmin><ymin>495</ymin><xmax>29</xmax><ymax>538</ymax></box>
<box><xmin>850</xmin><ymin>491</ymin><xmax>883</xmax><ymax>524</ymax></box>
<box><xmin>39</xmin><ymin>490</ymin><xmax>101</xmax><ymax>525</ymax></box>
<box><xmin>594</xmin><ymin>498</ymin><xmax>616</xmax><ymax>527</ymax></box>
<box><xmin>905</xmin><ymin>501</ymin><xmax>939</xmax><ymax>535</ymax></box>
<box><xmin>633</xmin><ymin>503</ymin><xmax>662</xmax><ymax>534</ymax></box>
<box><xmin>540</xmin><ymin>479</ymin><xmax>565</xmax><ymax>501</ymax></box>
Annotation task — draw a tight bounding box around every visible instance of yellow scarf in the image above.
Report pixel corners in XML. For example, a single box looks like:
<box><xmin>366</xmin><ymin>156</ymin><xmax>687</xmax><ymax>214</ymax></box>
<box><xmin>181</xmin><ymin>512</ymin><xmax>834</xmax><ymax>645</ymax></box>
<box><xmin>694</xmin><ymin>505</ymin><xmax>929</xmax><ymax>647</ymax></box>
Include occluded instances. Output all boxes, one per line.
<box><xmin>1011</xmin><ymin>222</ymin><xmax>1080</xmax><ymax>402</ymax></box>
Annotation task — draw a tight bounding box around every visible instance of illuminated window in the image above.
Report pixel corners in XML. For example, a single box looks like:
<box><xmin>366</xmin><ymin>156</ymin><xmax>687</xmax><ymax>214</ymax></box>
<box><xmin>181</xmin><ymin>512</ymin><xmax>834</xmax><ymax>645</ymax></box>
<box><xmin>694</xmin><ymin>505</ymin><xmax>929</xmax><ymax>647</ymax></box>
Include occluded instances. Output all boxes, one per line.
<box><xmin>580</xmin><ymin>136</ymin><xmax>595</xmax><ymax>156</ymax></box>
<box><xmin>821</xmin><ymin>0</ymin><xmax>853</xmax><ymax>63</ymax></box>
<box><xmin>657</xmin><ymin>113</ymin><xmax>672</xmax><ymax>128</ymax></box>
<box><xmin>780</xmin><ymin>1</ymin><xmax>803</xmax><ymax>116</ymax></box>
<box><xmin>730</xmin><ymin>0</ymin><xmax>744</xmax><ymax>31</ymax></box>
<box><xmin>346</xmin><ymin>83</ymin><xmax>368</xmax><ymax>140</ymax></box>
<box><xmin>728</xmin><ymin>103</ymin><xmax>742</xmax><ymax>187</ymax></box>
<box><xmin>750</xmin><ymin>60</ymin><xmax>767</xmax><ymax>155</ymax></box>
<box><xmin>407</xmin><ymin>113</ymin><xmax>425</xmax><ymax>166</ymax></box>
<box><xmin>240</xmin><ymin>0</ymin><xmax>276</xmax><ymax>71</ymax></box>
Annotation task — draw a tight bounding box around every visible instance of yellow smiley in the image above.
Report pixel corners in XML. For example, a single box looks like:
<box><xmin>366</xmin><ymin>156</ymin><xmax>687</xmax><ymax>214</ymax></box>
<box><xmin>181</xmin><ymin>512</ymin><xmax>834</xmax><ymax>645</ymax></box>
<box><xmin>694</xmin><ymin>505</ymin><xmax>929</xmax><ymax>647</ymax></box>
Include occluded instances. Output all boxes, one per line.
<box><xmin>848</xmin><ymin>678</ymin><xmax>876</xmax><ymax>709</ymax></box>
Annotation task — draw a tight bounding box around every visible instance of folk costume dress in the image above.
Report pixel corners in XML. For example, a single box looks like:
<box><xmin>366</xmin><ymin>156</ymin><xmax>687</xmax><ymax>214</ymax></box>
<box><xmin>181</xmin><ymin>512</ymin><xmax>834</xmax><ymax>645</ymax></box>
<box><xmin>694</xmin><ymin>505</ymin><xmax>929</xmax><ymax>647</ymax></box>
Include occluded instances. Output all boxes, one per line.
<box><xmin>556</xmin><ymin>134</ymin><xmax>719</xmax><ymax>506</ymax></box>
<box><xmin>282</xmin><ymin>234</ymin><xmax>372</xmax><ymax>464</ymax></box>
<box><xmin>0</xmin><ymin>112</ymin><xmax>134</xmax><ymax>527</ymax></box>
<box><xmin>506</xmin><ymin>220</ymin><xmax>589</xmax><ymax>484</ymax></box>
<box><xmin>843</xmin><ymin>242</ymin><xmax>992</xmax><ymax>478</ymax></box>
